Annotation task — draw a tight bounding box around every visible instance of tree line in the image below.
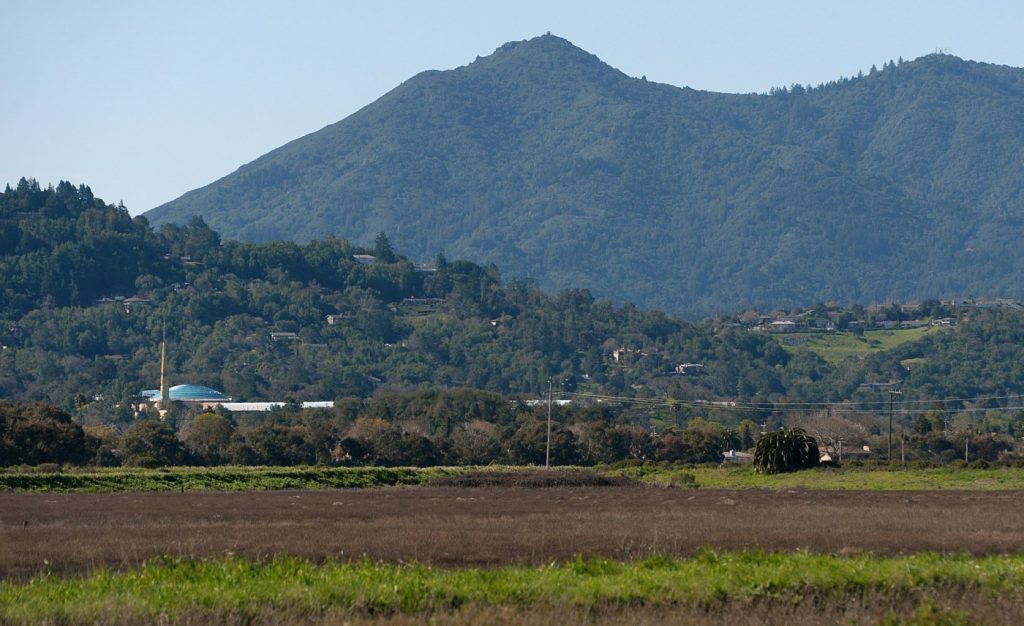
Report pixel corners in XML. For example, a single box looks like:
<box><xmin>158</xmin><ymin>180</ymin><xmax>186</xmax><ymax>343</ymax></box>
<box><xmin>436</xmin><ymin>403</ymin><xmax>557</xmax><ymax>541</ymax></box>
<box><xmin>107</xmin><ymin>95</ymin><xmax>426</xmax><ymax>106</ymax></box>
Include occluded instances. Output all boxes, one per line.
<box><xmin>1</xmin><ymin>394</ymin><xmax>745</xmax><ymax>469</ymax></box>
<box><xmin>5</xmin><ymin>388</ymin><xmax>1020</xmax><ymax>470</ymax></box>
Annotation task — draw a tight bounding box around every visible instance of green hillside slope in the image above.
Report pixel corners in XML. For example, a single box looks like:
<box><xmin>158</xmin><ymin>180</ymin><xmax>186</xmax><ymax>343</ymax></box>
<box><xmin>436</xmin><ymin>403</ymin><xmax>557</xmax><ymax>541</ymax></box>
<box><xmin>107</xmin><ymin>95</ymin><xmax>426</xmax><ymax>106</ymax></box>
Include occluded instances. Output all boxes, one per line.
<box><xmin>146</xmin><ymin>35</ymin><xmax>1024</xmax><ymax>316</ymax></box>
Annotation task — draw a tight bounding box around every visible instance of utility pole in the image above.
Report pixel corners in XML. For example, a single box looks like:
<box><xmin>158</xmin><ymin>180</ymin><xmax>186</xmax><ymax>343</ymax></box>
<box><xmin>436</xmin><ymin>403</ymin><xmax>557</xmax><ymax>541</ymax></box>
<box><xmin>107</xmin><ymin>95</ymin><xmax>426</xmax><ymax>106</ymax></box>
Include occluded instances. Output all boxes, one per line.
<box><xmin>888</xmin><ymin>389</ymin><xmax>902</xmax><ymax>464</ymax></box>
<box><xmin>545</xmin><ymin>378</ymin><xmax>553</xmax><ymax>469</ymax></box>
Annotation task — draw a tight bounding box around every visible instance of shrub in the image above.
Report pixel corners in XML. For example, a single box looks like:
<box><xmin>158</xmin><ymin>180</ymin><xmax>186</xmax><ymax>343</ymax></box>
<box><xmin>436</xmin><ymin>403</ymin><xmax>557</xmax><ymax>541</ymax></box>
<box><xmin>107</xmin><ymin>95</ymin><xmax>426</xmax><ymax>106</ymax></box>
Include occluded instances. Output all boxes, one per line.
<box><xmin>668</xmin><ymin>472</ymin><xmax>697</xmax><ymax>488</ymax></box>
<box><xmin>607</xmin><ymin>459</ymin><xmax>645</xmax><ymax>470</ymax></box>
<box><xmin>121</xmin><ymin>420</ymin><xmax>184</xmax><ymax>467</ymax></box>
<box><xmin>753</xmin><ymin>428</ymin><xmax>820</xmax><ymax>474</ymax></box>
<box><xmin>130</xmin><ymin>456</ymin><xmax>161</xmax><ymax>469</ymax></box>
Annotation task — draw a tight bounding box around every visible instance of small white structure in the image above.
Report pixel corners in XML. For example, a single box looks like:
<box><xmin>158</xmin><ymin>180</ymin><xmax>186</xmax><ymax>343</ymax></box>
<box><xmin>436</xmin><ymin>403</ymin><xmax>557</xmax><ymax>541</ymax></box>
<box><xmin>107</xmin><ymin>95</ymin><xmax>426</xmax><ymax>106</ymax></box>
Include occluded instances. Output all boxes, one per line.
<box><xmin>219</xmin><ymin>401</ymin><xmax>335</xmax><ymax>412</ymax></box>
<box><xmin>674</xmin><ymin>363</ymin><xmax>704</xmax><ymax>375</ymax></box>
<box><xmin>723</xmin><ymin>449</ymin><xmax>753</xmax><ymax>463</ymax></box>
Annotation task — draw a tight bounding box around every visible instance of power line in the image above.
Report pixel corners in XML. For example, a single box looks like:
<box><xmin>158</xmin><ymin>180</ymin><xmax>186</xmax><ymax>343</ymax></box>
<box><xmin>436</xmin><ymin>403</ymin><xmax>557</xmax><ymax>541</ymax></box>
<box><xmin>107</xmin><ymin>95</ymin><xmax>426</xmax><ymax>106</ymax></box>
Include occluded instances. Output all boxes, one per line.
<box><xmin>559</xmin><ymin>390</ymin><xmax>1024</xmax><ymax>416</ymax></box>
<box><xmin>563</xmin><ymin>390</ymin><xmax>1024</xmax><ymax>409</ymax></box>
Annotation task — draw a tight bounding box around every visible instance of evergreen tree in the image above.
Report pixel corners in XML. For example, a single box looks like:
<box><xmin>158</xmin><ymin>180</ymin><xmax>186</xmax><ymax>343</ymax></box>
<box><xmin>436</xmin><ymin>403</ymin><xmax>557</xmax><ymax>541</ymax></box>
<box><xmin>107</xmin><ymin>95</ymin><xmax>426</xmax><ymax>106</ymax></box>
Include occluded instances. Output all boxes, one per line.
<box><xmin>373</xmin><ymin>232</ymin><xmax>396</xmax><ymax>263</ymax></box>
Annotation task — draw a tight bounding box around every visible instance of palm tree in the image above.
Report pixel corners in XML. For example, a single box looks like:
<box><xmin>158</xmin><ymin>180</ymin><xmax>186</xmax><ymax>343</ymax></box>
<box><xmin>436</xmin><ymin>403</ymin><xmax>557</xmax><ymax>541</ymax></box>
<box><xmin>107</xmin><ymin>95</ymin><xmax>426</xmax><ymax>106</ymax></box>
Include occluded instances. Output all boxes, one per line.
<box><xmin>753</xmin><ymin>428</ymin><xmax>820</xmax><ymax>474</ymax></box>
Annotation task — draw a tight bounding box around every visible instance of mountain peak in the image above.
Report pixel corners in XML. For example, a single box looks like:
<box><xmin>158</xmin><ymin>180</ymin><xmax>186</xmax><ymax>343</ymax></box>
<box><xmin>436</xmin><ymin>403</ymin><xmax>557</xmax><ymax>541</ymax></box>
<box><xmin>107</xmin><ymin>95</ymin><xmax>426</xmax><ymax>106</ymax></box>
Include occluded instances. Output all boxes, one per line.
<box><xmin>903</xmin><ymin>52</ymin><xmax>970</xmax><ymax>72</ymax></box>
<box><xmin>464</xmin><ymin>33</ymin><xmax>624</xmax><ymax>83</ymax></box>
<box><xmin>495</xmin><ymin>33</ymin><xmax>580</xmax><ymax>54</ymax></box>
<box><xmin>482</xmin><ymin>33</ymin><xmax>606</xmax><ymax>65</ymax></box>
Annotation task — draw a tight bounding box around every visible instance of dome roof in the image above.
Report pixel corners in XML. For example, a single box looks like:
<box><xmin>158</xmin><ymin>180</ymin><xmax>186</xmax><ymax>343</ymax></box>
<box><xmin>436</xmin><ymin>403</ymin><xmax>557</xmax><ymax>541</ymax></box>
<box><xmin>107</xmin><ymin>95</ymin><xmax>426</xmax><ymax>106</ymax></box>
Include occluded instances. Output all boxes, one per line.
<box><xmin>143</xmin><ymin>384</ymin><xmax>231</xmax><ymax>402</ymax></box>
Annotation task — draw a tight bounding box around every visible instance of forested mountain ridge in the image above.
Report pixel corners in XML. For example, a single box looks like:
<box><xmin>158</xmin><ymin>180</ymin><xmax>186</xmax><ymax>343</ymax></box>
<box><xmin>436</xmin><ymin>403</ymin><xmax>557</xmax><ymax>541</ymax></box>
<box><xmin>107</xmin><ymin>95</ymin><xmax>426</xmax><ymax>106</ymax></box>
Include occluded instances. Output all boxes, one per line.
<box><xmin>147</xmin><ymin>35</ymin><xmax>1024</xmax><ymax>316</ymax></box>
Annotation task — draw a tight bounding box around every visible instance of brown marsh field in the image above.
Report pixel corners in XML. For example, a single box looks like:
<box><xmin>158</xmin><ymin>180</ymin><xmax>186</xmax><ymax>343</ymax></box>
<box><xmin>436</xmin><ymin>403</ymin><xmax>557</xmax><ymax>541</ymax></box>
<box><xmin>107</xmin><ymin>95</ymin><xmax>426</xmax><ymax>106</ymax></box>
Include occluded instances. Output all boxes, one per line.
<box><xmin>8</xmin><ymin>475</ymin><xmax>1024</xmax><ymax>625</ymax></box>
<box><xmin>4</xmin><ymin>484</ymin><xmax>1024</xmax><ymax>580</ymax></box>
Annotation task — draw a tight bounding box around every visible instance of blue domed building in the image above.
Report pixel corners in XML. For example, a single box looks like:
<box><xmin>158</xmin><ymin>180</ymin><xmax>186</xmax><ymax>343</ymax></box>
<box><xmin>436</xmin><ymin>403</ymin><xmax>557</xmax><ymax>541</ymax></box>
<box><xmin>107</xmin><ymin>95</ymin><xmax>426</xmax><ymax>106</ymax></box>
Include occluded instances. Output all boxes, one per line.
<box><xmin>140</xmin><ymin>384</ymin><xmax>232</xmax><ymax>407</ymax></box>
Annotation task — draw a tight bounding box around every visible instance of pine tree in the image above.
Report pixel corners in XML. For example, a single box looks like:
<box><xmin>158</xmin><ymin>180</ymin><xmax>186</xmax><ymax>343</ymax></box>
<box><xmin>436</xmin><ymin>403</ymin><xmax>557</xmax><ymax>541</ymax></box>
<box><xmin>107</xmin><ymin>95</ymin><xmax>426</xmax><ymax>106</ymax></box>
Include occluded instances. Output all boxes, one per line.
<box><xmin>374</xmin><ymin>232</ymin><xmax>396</xmax><ymax>263</ymax></box>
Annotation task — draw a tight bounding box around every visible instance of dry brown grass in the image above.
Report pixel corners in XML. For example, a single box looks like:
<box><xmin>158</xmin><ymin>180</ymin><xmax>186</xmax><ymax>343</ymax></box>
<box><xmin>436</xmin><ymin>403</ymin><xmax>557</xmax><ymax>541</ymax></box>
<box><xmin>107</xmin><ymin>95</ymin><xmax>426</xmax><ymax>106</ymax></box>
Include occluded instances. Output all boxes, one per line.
<box><xmin>4</xmin><ymin>485</ymin><xmax>1024</xmax><ymax>580</ymax></box>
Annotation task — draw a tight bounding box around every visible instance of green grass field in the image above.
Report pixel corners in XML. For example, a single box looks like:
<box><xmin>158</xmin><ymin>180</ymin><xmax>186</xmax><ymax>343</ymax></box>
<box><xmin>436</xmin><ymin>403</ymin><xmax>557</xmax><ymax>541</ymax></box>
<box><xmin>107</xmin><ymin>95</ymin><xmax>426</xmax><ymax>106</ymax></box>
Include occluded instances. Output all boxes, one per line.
<box><xmin>0</xmin><ymin>465</ymin><xmax>466</xmax><ymax>492</ymax></box>
<box><xmin>5</xmin><ymin>463</ymin><xmax>1024</xmax><ymax>493</ymax></box>
<box><xmin>2</xmin><ymin>552</ymin><xmax>1020</xmax><ymax>624</ymax></box>
<box><xmin>774</xmin><ymin>326</ymin><xmax>943</xmax><ymax>364</ymax></box>
<box><xmin>613</xmin><ymin>463</ymin><xmax>1024</xmax><ymax>490</ymax></box>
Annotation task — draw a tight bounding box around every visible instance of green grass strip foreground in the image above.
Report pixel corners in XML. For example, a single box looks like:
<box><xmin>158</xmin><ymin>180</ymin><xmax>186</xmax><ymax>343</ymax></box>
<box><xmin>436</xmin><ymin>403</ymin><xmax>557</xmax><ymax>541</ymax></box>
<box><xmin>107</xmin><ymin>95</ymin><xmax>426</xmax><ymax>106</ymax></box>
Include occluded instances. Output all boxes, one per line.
<box><xmin>0</xmin><ymin>466</ymin><xmax>466</xmax><ymax>493</ymax></box>
<box><xmin>691</xmin><ymin>465</ymin><xmax>1024</xmax><ymax>490</ymax></box>
<box><xmin>1</xmin><ymin>552</ymin><xmax>1021</xmax><ymax>622</ymax></box>
<box><xmin>688</xmin><ymin>465</ymin><xmax>1024</xmax><ymax>489</ymax></box>
<box><xmin>610</xmin><ymin>464</ymin><xmax>1024</xmax><ymax>491</ymax></box>
<box><xmin>8</xmin><ymin>464</ymin><xmax>1024</xmax><ymax>493</ymax></box>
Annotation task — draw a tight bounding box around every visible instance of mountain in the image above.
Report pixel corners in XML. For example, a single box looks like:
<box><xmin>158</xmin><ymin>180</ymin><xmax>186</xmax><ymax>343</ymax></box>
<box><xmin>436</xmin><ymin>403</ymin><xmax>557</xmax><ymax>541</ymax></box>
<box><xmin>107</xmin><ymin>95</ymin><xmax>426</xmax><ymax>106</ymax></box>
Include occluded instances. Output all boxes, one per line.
<box><xmin>146</xmin><ymin>35</ymin><xmax>1024</xmax><ymax>316</ymax></box>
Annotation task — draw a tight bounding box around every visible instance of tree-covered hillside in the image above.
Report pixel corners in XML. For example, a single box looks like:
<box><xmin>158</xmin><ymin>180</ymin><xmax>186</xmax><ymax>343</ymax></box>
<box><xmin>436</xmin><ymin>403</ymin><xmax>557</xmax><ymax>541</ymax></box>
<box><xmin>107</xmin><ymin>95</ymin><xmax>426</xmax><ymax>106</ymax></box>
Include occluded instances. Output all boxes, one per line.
<box><xmin>7</xmin><ymin>179</ymin><xmax>1024</xmax><ymax>438</ymax></box>
<box><xmin>147</xmin><ymin>35</ymin><xmax>1024</xmax><ymax>316</ymax></box>
<box><xmin>3</xmin><ymin>179</ymin><xmax>807</xmax><ymax>414</ymax></box>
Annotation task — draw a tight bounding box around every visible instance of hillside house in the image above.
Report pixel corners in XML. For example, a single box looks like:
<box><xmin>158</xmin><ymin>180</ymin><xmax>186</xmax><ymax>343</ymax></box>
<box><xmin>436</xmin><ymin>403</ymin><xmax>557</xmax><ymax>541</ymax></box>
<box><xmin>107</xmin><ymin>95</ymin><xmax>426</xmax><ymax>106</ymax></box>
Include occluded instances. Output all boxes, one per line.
<box><xmin>326</xmin><ymin>313</ymin><xmax>354</xmax><ymax>325</ymax></box>
<box><xmin>674</xmin><ymin>363</ymin><xmax>705</xmax><ymax>375</ymax></box>
<box><xmin>612</xmin><ymin>347</ymin><xmax>645</xmax><ymax>362</ymax></box>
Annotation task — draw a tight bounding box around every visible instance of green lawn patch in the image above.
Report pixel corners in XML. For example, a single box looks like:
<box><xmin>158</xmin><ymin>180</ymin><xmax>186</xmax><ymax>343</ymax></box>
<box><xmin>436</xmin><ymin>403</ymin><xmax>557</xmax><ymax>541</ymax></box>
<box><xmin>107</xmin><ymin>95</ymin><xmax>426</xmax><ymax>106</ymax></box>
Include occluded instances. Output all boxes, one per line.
<box><xmin>775</xmin><ymin>326</ymin><xmax>943</xmax><ymax>364</ymax></box>
<box><xmin>609</xmin><ymin>463</ymin><xmax>1024</xmax><ymax>490</ymax></box>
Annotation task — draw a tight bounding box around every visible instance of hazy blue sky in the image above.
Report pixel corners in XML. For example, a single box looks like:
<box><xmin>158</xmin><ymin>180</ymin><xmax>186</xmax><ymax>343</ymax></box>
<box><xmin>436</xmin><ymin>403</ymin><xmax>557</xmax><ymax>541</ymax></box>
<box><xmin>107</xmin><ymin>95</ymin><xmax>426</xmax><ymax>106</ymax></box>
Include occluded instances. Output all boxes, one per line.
<box><xmin>4</xmin><ymin>0</ymin><xmax>1024</xmax><ymax>215</ymax></box>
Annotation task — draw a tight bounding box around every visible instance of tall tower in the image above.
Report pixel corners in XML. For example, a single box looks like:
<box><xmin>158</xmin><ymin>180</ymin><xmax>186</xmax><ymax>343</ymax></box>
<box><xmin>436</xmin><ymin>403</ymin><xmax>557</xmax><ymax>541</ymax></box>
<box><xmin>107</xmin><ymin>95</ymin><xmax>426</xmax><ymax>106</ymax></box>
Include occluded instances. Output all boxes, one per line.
<box><xmin>159</xmin><ymin>325</ymin><xmax>169</xmax><ymax>413</ymax></box>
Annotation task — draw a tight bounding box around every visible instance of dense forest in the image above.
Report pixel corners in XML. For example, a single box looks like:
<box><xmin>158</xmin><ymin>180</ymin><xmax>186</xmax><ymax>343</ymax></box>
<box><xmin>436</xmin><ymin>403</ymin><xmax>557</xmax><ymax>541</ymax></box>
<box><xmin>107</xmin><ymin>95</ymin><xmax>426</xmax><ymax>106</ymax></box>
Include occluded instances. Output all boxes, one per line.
<box><xmin>5</xmin><ymin>180</ymin><xmax>1024</xmax><ymax>467</ymax></box>
<box><xmin>149</xmin><ymin>34</ymin><xmax>1024</xmax><ymax>316</ymax></box>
